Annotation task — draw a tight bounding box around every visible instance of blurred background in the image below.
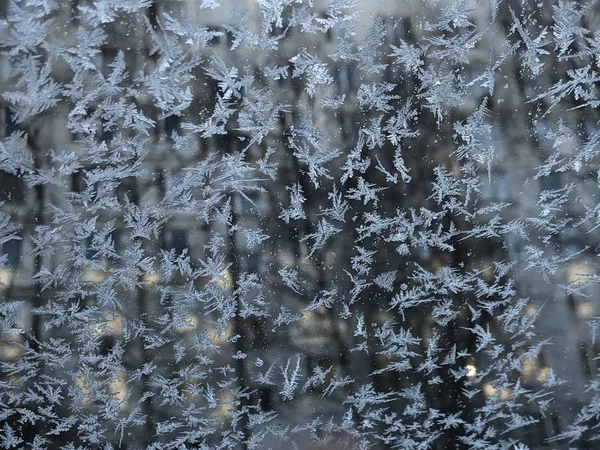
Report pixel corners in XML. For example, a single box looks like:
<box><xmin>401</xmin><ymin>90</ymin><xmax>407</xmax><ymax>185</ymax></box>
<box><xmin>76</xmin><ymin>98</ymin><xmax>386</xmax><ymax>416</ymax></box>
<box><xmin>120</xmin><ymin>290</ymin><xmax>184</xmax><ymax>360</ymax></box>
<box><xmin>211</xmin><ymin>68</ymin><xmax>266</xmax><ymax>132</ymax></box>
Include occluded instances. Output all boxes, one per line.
<box><xmin>1</xmin><ymin>0</ymin><xmax>599</xmax><ymax>449</ymax></box>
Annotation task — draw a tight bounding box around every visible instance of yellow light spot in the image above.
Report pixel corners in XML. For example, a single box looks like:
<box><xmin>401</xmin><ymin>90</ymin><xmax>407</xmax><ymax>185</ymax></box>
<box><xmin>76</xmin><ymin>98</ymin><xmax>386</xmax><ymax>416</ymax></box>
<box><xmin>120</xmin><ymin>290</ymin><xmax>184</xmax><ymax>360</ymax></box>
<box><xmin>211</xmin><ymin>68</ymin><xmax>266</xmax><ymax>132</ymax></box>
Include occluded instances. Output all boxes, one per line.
<box><xmin>524</xmin><ymin>304</ymin><xmax>537</xmax><ymax>317</ymax></box>
<box><xmin>483</xmin><ymin>383</ymin><xmax>497</xmax><ymax>396</ymax></box>
<box><xmin>577</xmin><ymin>302</ymin><xmax>594</xmax><ymax>319</ymax></box>
<box><xmin>483</xmin><ymin>383</ymin><xmax>511</xmax><ymax>400</ymax></box>
<box><xmin>300</xmin><ymin>311</ymin><xmax>315</xmax><ymax>326</ymax></box>
<box><xmin>466</xmin><ymin>364</ymin><xmax>477</xmax><ymax>378</ymax></box>
<box><xmin>499</xmin><ymin>388</ymin><xmax>511</xmax><ymax>400</ymax></box>
<box><xmin>143</xmin><ymin>272</ymin><xmax>161</xmax><ymax>285</ymax></box>
<box><xmin>108</xmin><ymin>371</ymin><xmax>127</xmax><ymax>406</ymax></box>
<box><xmin>378</xmin><ymin>312</ymin><xmax>393</xmax><ymax>324</ymax></box>
<box><xmin>75</xmin><ymin>376</ymin><xmax>92</xmax><ymax>406</ymax></box>
<box><xmin>175</xmin><ymin>314</ymin><xmax>199</xmax><ymax>332</ymax></box>
<box><xmin>93</xmin><ymin>311</ymin><xmax>123</xmax><ymax>336</ymax></box>
<box><xmin>521</xmin><ymin>359</ymin><xmax>536</xmax><ymax>378</ymax></box>
<box><xmin>208</xmin><ymin>322</ymin><xmax>233</xmax><ymax>345</ymax></box>
<box><xmin>1</xmin><ymin>344</ymin><xmax>21</xmax><ymax>360</ymax></box>
<box><xmin>81</xmin><ymin>266</ymin><xmax>106</xmax><ymax>283</ymax></box>
<box><xmin>567</xmin><ymin>262</ymin><xmax>592</xmax><ymax>285</ymax></box>
<box><xmin>537</xmin><ymin>367</ymin><xmax>550</xmax><ymax>382</ymax></box>
<box><xmin>0</xmin><ymin>269</ymin><xmax>14</xmax><ymax>287</ymax></box>
<box><xmin>213</xmin><ymin>391</ymin><xmax>235</xmax><ymax>421</ymax></box>
<box><xmin>213</xmin><ymin>269</ymin><xmax>233</xmax><ymax>290</ymax></box>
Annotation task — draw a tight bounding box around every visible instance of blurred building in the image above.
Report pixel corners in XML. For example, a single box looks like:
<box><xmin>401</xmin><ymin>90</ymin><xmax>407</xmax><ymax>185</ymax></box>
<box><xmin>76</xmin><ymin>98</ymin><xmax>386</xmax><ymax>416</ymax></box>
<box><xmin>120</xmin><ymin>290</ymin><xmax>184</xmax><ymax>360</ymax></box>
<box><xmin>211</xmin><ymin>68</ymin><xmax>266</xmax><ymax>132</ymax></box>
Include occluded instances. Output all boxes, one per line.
<box><xmin>0</xmin><ymin>0</ymin><xmax>598</xmax><ymax>449</ymax></box>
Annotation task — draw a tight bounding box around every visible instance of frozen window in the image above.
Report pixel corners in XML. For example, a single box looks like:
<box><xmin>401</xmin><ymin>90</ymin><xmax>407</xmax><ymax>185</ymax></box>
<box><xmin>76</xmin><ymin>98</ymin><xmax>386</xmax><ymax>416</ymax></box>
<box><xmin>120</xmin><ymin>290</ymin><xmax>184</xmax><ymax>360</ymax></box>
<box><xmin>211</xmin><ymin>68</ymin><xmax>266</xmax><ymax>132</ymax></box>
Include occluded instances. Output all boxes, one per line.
<box><xmin>1</xmin><ymin>1</ymin><xmax>599</xmax><ymax>448</ymax></box>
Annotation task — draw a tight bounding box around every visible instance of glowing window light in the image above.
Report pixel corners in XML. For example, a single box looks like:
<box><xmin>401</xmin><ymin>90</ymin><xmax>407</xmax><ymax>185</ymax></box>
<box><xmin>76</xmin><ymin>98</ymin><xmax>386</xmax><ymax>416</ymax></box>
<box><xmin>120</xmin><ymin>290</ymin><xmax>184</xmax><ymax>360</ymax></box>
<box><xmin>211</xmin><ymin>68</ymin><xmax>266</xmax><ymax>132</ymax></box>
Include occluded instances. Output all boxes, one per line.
<box><xmin>213</xmin><ymin>391</ymin><xmax>235</xmax><ymax>421</ymax></box>
<box><xmin>483</xmin><ymin>383</ymin><xmax>512</xmax><ymax>400</ymax></box>
<box><xmin>93</xmin><ymin>311</ymin><xmax>123</xmax><ymax>336</ymax></box>
<box><xmin>108</xmin><ymin>371</ymin><xmax>128</xmax><ymax>407</ymax></box>
<box><xmin>521</xmin><ymin>359</ymin><xmax>536</xmax><ymax>378</ymax></box>
<box><xmin>0</xmin><ymin>268</ymin><xmax>14</xmax><ymax>287</ymax></box>
<box><xmin>300</xmin><ymin>310</ymin><xmax>316</xmax><ymax>327</ymax></box>
<box><xmin>1</xmin><ymin>344</ymin><xmax>21</xmax><ymax>360</ymax></box>
<box><xmin>212</xmin><ymin>268</ymin><xmax>233</xmax><ymax>291</ymax></box>
<box><xmin>465</xmin><ymin>364</ymin><xmax>477</xmax><ymax>378</ymax></box>
<box><xmin>523</xmin><ymin>304</ymin><xmax>537</xmax><ymax>317</ymax></box>
<box><xmin>537</xmin><ymin>367</ymin><xmax>550</xmax><ymax>382</ymax></box>
<box><xmin>81</xmin><ymin>266</ymin><xmax>107</xmax><ymax>283</ymax></box>
<box><xmin>483</xmin><ymin>383</ymin><xmax>497</xmax><ymax>397</ymax></box>
<box><xmin>143</xmin><ymin>271</ymin><xmax>161</xmax><ymax>285</ymax></box>
<box><xmin>175</xmin><ymin>314</ymin><xmax>199</xmax><ymax>332</ymax></box>
<box><xmin>567</xmin><ymin>262</ymin><xmax>592</xmax><ymax>285</ymax></box>
<box><xmin>499</xmin><ymin>389</ymin><xmax>511</xmax><ymax>400</ymax></box>
<box><xmin>577</xmin><ymin>302</ymin><xmax>594</xmax><ymax>319</ymax></box>
<box><xmin>208</xmin><ymin>321</ymin><xmax>234</xmax><ymax>345</ymax></box>
<box><xmin>75</xmin><ymin>376</ymin><xmax>92</xmax><ymax>406</ymax></box>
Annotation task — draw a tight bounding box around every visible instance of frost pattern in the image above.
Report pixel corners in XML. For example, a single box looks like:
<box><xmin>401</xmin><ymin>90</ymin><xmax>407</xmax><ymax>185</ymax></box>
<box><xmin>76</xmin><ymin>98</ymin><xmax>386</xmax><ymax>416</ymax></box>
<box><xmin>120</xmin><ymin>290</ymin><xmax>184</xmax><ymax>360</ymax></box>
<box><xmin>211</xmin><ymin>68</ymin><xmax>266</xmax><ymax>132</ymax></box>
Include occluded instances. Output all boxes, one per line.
<box><xmin>0</xmin><ymin>0</ymin><xmax>599</xmax><ymax>449</ymax></box>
